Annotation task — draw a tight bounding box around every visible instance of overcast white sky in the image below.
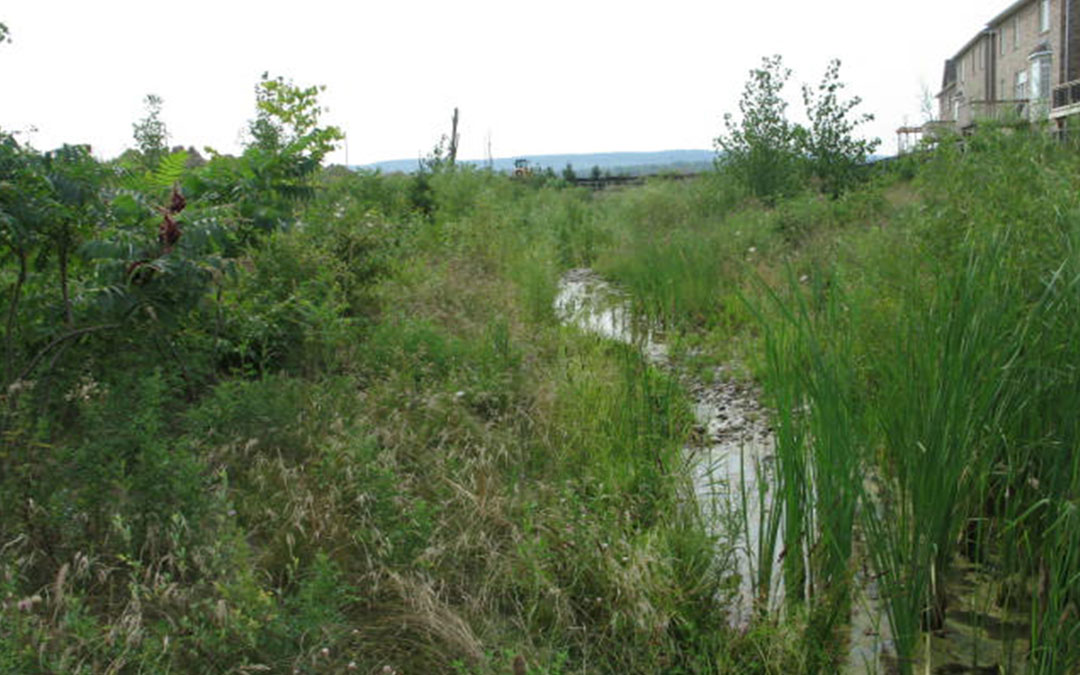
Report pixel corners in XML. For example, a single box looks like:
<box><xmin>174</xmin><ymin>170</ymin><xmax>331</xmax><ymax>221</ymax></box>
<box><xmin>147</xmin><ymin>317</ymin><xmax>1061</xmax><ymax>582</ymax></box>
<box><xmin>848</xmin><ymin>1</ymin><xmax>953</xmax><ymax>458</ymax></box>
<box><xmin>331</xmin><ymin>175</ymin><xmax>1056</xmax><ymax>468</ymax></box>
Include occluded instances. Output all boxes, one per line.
<box><xmin>2</xmin><ymin>1</ymin><xmax>1000</xmax><ymax>165</ymax></box>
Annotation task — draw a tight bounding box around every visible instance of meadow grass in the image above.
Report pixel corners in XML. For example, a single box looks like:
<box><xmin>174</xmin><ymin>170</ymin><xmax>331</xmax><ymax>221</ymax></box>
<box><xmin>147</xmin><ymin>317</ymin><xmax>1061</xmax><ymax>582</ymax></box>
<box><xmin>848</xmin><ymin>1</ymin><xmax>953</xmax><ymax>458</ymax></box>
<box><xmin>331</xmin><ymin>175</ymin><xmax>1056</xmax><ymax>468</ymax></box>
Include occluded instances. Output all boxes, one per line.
<box><xmin>557</xmin><ymin>128</ymin><xmax>1080</xmax><ymax>673</ymax></box>
<box><xmin>736</xmin><ymin>130</ymin><xmax>1080</xmax><ymax>673</ymax></box>
<box><xmin>5</xmin><ymin>130</ymin><xmax>1079</xmax><ymax>673</ymax></box>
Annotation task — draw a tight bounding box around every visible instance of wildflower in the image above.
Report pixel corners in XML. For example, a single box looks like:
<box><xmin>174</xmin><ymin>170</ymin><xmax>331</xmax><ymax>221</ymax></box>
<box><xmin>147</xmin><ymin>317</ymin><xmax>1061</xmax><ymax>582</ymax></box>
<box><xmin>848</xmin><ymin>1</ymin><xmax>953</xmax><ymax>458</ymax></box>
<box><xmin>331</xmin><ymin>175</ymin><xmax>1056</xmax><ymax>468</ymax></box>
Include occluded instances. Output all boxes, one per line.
<box><xmin>7</xmin><ymin>379</ymin><xmax>35</xmax><ymax>396</ymax></box>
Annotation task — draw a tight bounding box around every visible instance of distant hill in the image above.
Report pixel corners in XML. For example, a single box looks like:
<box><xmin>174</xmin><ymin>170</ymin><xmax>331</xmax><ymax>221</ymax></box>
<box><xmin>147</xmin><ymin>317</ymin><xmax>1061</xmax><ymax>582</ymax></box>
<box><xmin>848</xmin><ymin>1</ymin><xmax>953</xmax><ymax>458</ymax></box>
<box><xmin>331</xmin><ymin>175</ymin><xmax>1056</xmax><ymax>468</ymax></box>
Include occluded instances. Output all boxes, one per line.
<box><xmin>358</xmin><ymin>149</ymin><xmax>715</xmax><ymax>176</ymax></box>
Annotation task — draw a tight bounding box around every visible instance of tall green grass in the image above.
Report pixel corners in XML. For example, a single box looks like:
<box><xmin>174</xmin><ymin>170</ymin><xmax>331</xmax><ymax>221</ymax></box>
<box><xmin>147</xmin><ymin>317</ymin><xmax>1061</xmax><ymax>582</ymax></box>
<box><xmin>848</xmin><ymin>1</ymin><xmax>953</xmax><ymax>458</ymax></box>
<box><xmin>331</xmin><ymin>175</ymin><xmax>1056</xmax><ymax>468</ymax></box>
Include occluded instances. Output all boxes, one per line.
<box><xmin>747</xmin><ymin>128</ymin><xmax>1080</xmax><ymax>673</ymax></box>
<box><xmin>749</xmin><ymin>269</ymin><xmax>863</xmax><ymax>672</ymax></box>
<box><xmin>9</xmin><ymin>126</ymin><xmax>1078</xmax><ymax>672</ymax></box>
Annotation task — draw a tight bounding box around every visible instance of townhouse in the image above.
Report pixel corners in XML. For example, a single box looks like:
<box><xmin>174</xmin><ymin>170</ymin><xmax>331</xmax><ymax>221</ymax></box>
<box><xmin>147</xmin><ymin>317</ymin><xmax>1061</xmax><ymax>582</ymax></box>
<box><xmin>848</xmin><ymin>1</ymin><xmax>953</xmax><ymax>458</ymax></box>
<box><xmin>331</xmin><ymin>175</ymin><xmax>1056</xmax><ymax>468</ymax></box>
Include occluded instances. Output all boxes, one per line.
<box><xmin>936</xmin><ymin>0</ymin><xmax>1080</xmax><ymax>133</ymax></box>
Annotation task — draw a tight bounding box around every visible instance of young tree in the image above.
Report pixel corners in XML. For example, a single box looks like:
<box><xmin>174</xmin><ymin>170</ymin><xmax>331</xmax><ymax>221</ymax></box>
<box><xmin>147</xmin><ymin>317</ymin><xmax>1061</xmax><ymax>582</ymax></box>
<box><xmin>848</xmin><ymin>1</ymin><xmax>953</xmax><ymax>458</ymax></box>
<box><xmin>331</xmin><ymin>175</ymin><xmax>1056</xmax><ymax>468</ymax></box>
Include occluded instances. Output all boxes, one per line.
<box><xmin>132</xmin><ymin>94</ymin><xmax>169</xmax><ymax>170</ymax></box>
<box><xmin>42</xmin><ymin>145</ymin><xmax>108</xmax><ymax>326</ymax></box>
<box><xmin>247</xmin><ymin>72</ymin><xmax>343</xmax><ymax>164</ymax></box>
<box><xmin>801</xmin><ymin>59</ymin><xmax>880</xmax><ymax>197</ymax></box>
<box><xmin>562</xmin><ymin>162</ymin><xmax>576</xmax><ymax>182</ymax></box>
<box><xmin>0</xmin><ymin>133</ymin><xmax>48</xmax><ymax>382</ymax></box>
<box><xmin>715</xmin><ymin>55</ymin><xmax>804</xmax><ymax>203</ymax></box>
<box><xmin>229</xmin><ymin>73</ymin><xmax>344</xmax><ymax>236</ymax></box>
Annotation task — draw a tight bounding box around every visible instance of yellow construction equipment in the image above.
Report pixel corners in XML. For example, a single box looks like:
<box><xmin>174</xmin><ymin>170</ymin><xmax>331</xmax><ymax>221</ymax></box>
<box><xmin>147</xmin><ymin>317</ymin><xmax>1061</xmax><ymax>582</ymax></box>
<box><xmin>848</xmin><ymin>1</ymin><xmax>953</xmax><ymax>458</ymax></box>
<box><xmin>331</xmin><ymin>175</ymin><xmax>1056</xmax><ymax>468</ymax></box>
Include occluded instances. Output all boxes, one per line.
<box><xmin>512</xmin><ymin>158</ymin><xmax>532</xmax><ymax>178</ymax></box>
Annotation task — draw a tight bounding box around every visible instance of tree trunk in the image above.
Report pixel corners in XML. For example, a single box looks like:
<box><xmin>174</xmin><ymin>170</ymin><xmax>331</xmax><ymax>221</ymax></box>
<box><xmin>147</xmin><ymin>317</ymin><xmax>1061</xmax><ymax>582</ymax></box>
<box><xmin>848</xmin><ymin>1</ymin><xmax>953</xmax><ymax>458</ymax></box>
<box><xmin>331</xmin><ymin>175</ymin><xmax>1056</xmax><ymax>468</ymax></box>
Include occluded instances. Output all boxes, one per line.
<box><xmin>4</xmin><ymin>247</ymin><xmax>27</xmax><ymax>384</ymax></box>
<box><xmin>448</xmin><ymin>108</ymin><xmax>459</xmax><ymax>167</ymax></box>
<box><xmin>59</xmin><ymin>241</ymin><xmax>72</xmax><ymax>328</ymax></box>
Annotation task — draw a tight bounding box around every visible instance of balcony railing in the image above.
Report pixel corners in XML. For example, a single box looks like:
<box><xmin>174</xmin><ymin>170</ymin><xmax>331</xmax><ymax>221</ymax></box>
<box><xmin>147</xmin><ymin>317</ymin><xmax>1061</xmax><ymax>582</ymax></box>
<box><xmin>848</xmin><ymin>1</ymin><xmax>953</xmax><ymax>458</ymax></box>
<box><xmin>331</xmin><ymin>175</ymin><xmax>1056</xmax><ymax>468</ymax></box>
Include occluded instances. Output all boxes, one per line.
<box><xmin>921</xmin><ymin>120</ymin><xmax>956</xmax><ymax>136</ymax></box>
<box><xmin>1052</xmin><ymin>79</ymin><xmax>1080</xmax><ymax>110</ymax></box>
<box><xmin>964</xmin><ymin>99</ymin><xmax>1032</xmax><ymax>126</ymax></box>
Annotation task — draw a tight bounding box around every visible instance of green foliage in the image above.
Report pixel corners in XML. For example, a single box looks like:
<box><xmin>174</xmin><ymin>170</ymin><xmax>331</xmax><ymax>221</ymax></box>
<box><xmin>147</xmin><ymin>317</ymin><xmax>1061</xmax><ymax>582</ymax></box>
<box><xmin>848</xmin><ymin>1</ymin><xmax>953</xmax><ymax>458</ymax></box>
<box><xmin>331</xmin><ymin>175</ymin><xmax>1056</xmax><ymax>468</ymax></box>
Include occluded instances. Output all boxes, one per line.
<box><xmin>743</xmin><ymin>128</ymin><xmax>1080</xmax><ymax>673</ymax></box>
<box><xmin>150</xmin><ymin>147</ymin><xmax>188</xmax><ymax>189</ymax></box>
<box><xmin>188</xmin><ymin>73</ymin><xmax>344</xmax><ymax>241</ymax></box>
<box><xmin>316</xmin><ymin>166</ymin><xmax>416</xmax><ymax>222</ymax></box>
<box><xmin>248</xmin><ymin>73</ymin><xmax>343</xmax><ymax>161</ymax></box>
<box><xmin>0</xmin><ymin>76</ymin><xmax>408</xmax><ymax>674</ymax></box>
<box><xmin>419</xmin><ymin>132</ymin><xmax>454</xmax><ymax>174</ymax></box>
<box><xmin>132</xmin><ymin>94</ymin><xmax>169</xmax><ymax>170</ymax></box>
<box><xmin>594</xmin><ymin>178</ymin><xmax>754</xmax><ymax>338</ymax></box>
<box><xmin>20</xmin><ymin>72</ymin><xmax>1080</xmax><ymax>674</ymax></box>
<box><xmin>715</xmin><ymin>55</ymin><xmax>804</xmax><ymax>204</ymax></box>
<box><xmin>213</xmin><ymin>224</ymin><xmax>362</xmax><ymax>376</ymax></box>
<box><xmin>801</xmin><ymin>60</ymin><xmax>879</xmax><ymax>198</ymax></box>
<box><xmin>717</xmin><ymin>55</ymin><xmax>880</xmax><ymax>202</ymax></box>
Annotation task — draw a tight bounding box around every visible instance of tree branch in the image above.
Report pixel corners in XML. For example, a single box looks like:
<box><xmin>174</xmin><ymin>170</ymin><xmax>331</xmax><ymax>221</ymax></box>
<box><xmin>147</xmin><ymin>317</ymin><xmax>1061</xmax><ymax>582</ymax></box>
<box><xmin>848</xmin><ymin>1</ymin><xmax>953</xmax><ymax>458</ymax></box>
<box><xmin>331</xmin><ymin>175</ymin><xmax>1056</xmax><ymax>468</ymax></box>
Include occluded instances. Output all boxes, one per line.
<box><xmin>14</xmin><ymin>323</ymin><xmax>119</xmax><ymax>384</ymax></box>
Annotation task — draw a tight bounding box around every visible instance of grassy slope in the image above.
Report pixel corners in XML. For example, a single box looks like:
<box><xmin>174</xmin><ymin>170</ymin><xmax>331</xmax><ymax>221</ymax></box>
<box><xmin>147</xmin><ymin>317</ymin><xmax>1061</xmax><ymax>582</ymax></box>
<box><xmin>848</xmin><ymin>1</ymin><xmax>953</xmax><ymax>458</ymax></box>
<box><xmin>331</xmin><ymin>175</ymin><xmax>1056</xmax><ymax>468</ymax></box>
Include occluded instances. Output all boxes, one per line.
<box><xmin>4</xmin><ymin>128</ymin><xmax>1077</xmax><ymax>674</ymax></box>
<box><xmin>1</xmin><ymin>167</ymin><xmax>806</xmax><ymax>674</ymax></box>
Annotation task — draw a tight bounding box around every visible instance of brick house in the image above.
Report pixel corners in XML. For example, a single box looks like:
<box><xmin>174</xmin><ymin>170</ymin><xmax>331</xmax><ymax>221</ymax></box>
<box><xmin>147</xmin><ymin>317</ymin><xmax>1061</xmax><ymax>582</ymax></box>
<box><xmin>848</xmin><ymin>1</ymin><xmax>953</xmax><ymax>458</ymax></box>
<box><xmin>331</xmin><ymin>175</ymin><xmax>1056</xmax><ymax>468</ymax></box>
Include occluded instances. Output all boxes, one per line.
<box><xmin>935</xmin><ymin>0</ymin><xmax>1080</xmax><ymax>133</ymax></box>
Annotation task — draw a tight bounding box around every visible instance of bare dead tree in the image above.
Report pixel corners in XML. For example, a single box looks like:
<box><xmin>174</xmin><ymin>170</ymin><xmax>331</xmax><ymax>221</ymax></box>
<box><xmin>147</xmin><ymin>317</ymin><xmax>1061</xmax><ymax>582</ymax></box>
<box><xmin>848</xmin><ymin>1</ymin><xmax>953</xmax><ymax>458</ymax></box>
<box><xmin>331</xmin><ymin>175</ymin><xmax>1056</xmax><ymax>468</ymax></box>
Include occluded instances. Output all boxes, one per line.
<box><xmin>448</xmin><ymin>108</ymin><xmax>460</xmax><ymax>167</ymax></box>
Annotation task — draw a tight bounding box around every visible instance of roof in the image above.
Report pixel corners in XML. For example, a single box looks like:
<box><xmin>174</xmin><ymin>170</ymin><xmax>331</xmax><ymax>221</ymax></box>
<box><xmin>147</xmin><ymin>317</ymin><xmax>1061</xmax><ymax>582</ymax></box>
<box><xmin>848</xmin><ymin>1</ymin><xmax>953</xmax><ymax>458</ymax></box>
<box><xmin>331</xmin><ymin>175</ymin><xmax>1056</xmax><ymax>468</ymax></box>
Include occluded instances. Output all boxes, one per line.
<box><xmin>940</xmin><ymin>29</ymin><xmax>988</xmax><ymax>92</ymax></box>
<box><xmin>950</xmin><ymin>29</ymin><xmax>991</xmax><ymax>62</ymax></box>
<box><xmin>937</xmin><ymin>0</ymin><xmax>1046</xmax><ymax>97</ymax></box>
<box><xmin>942</xmin><ymin>59</ymin><xmax>958</xmax><ymax>89</ymax></box>
<box><xmin>988</xmin><ymin>0</ymin><xmax>1032</xmax><ymax>26</ymax></box>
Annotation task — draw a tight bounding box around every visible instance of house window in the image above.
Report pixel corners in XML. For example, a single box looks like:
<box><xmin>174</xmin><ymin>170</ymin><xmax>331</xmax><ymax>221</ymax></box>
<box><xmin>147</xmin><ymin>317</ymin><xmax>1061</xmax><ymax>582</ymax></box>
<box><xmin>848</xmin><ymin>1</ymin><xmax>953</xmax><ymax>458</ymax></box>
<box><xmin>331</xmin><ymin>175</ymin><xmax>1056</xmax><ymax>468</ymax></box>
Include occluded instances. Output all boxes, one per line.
<box><xmin>1001</xmin><ymin>28</ymin><xmax>1007</xmax><ymax>55</ymax></box>
<box><xmin>1016</xmin><ymin>70</ymin><xmax>1029</xmax><ymax>99</ymax></box>
<box><xmin>1041</xmin><ymin>0</ymin><xmax>1051</xmax><ymax>33</ymax></box>
<box><xmin>1030</xmin><ymin>53</ymin><xmax>1052</xmax><ymax>99</ymax></box>
<box><xmin>1015</xmin><ymin>15</ymin><xmax>1021</xmax><ymax>49</ymax></box>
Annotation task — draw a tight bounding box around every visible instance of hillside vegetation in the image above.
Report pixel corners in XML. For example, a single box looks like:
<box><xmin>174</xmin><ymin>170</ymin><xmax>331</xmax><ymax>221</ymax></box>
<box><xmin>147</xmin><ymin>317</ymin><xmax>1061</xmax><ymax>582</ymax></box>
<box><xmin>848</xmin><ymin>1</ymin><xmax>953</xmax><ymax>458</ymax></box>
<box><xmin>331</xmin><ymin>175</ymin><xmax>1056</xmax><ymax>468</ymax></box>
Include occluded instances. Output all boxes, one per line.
<box><xmin>2</xmin><ymin>67</ymin><xmax>1078</xmax><ymax>674</ymax></box>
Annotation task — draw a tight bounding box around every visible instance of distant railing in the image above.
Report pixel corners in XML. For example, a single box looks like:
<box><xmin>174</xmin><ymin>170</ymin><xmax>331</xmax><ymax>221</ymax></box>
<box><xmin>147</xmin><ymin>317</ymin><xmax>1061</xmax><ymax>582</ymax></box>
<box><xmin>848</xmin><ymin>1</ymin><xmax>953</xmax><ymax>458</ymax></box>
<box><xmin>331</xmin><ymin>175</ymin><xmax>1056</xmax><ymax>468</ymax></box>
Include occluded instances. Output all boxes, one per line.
<box><xmin>1052</xmin><ymin>79</ymin><xmax>1080</xmax><ymax>109</ymax></box>
<box><xmin>571</xmin><ymin>173</ymin><xmax>699</xmax><ymax>190</ymax></box>
<box><xmin>964</xmin><ymin>99</ymin><xmax>1031</xmax><ymax>126</ymax></box>
<box><xmin>921</xmin><ymin>120</ymin><xmax>956</xmax><ymax>135</ymax></box>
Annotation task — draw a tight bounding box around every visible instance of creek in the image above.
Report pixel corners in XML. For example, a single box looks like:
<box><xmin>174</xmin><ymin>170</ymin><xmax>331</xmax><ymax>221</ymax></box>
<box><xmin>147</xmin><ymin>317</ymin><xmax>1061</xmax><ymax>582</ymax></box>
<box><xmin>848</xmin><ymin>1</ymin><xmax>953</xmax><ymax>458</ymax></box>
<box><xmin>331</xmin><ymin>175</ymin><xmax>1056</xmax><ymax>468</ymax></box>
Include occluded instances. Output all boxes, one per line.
<box><xmin>554</xmin><ymin>269</ymin><xmax>779</xmax><ymax>626</ymax></box>
<box><xmin>554</xmin><ymin>269</ymin><xmax>1030</xmax><ymax>674</ymax></box>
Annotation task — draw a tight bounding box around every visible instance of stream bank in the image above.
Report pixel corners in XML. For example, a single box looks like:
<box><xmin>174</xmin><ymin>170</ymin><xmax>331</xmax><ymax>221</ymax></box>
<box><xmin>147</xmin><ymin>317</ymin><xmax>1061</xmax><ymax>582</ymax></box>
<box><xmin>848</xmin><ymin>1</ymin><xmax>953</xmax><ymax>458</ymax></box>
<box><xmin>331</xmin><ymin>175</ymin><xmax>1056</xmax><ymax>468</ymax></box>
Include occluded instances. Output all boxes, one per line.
<box><xmin>554</xmin><ymin>268</ymin><xmax>1031</xmax><ymax>674</ymax></box>
<box><xmin>555</xmin><ymin>268</ymin><xmax>777</xmax><ymax>627</ymax></box>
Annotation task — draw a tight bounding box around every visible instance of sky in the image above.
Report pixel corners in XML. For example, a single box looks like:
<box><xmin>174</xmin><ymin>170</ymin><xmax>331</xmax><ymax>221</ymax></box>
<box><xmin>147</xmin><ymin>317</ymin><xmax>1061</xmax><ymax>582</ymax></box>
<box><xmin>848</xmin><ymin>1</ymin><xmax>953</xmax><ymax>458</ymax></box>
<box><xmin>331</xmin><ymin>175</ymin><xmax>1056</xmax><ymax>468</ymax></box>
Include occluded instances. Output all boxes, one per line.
<box><xmin>2</xmin><ymin>0</ymin><xmax>1002</xmax><ymax>165</ymax></box>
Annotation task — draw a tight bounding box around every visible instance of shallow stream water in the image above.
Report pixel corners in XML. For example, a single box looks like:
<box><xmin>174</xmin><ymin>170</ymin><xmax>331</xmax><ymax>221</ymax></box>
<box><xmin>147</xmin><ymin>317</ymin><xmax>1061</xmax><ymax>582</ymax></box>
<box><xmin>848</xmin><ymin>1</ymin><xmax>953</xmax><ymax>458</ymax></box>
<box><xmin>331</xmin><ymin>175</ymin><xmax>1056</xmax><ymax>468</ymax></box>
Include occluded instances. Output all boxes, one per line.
<box><xmin>554</xmin><ymin>269</ymin><xmax>778</xmax><ymax>625</ymax></box>
<box><xmin>554</xmin><ymin>269</ymin><xmax>1030</xmax><ymax>674</ymax></box>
